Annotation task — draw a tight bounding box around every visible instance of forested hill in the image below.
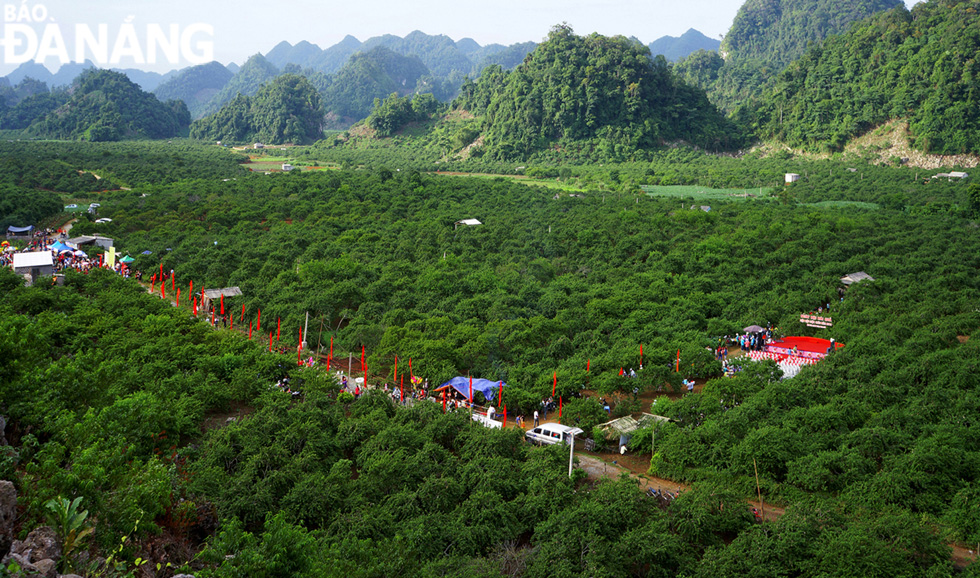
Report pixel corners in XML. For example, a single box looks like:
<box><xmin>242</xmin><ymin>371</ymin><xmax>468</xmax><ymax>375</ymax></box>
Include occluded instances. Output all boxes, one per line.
<box><xmin>451</xmin><ymin>25</ymin><xmax>743</xmax><ymax>161</ymax></box>
<box><xmin>198</xmin><ymin>54</ymin><xmax>280</xmax><ymax>118</ymax></box>
<box><xmin>152</xmin><ymin>62</ymin><xmax>235</xmax><ymax>119</ymax></box>
<box><xmin>190</xmin><ymin>74</ymin><xmax>324</xmax><ymax>144</ymax></box>
<box><xmin>320</xmin><ymin>47</ymin><xmax>431</xmax><ymax>125</ymax></box>
<box><xmin>674</xmin><ymin>0</ymin><xmax>902</xmax><ymax>113</ymax></box>
<box><xmin>751</xmin><ymin>0</ymin><xmax>980</xmax><ymax>155</ymax></box>
<box><xmin>26</xmin><ymin>70</ymin><xmax>190</xmax><ymax>141</ymax></box>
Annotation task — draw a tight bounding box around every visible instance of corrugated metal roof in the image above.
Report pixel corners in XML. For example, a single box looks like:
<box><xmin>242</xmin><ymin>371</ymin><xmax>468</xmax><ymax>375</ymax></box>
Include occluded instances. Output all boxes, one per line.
<box><xmin>202</xmin><ymin>287</ymin><xmax>243</xmax><ymax>299</ymax></box>
<box><xmin>12</xmin><ymin>252</ymin><xmax>53</xmax><ymax>268</ymax></box>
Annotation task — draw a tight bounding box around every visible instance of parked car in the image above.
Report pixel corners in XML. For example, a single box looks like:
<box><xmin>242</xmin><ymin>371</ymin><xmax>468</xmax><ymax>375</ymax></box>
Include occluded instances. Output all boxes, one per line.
<box><xmin>89</xmin><ymin>203</ymin><xmax>100</xmax><ymax>208</ymax></box>
<box><xmin>95</xmin><ymin>218</ymin><xmax>112</xmax><ymax>223</ymax></box>
<box><xmin>525</xmin><ymin>423</ymin><xmax>584</xmax><ymax>446</ymax></box>
<box><xmin>64</xmin><ymin>204</ymin><xmax>77</xmax><ymax>209</ymax></box>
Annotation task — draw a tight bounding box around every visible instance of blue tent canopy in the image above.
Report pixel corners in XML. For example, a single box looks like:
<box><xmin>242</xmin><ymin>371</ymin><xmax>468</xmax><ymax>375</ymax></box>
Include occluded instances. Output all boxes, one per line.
<box><xmin>438</xmin><ymin>377</ymin><xmax>506</xmax><ymax>401</ymax></box>
<box><xmin>49</xmin><ymin>241</ymin><xmax>73</xmax><ymax>253</ymax></box>
<box><xmin>7</xmin><ymin>225</ymin><xmax>33</xmax><ymax>234</ymax></box>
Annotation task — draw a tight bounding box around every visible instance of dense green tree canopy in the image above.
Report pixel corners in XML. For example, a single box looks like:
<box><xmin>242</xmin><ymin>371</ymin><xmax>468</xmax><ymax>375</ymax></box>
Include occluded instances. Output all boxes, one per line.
<box><xmin>25</xmin><ymin>70</ymin><xmax>190</xmax><ymax>141</ymax></box>
<box><xmin>674</xmin><ymin>0</ymin><xmax>902</xmax><ymax>114</ymax></box>
<box><xmin>454</xmin><ymin>25</ymin><xmax>743</xmax><ymax>159</ymax></box>
<box><xmin>191</xmin><ymin>74</ymin><xmax>325</xmax><ymax>144</ymax></box>
<box><xmin>752</xmin><ymin>0</ymin><xmax>980</xmax><ymax>154</ymax></box>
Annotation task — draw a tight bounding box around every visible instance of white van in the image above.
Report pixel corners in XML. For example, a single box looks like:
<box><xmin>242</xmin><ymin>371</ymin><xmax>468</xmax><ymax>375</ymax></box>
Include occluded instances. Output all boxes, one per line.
<box><xmin>525</xmin><ymin>423</ymin><xmax>584</xmax><ymax>446</ymax></box>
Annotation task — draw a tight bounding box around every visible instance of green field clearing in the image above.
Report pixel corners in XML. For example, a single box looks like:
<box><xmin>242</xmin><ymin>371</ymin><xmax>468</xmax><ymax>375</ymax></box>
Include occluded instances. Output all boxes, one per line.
<box><xmin>641</xmin><ymin>185</ymin><xmax>774</xmax><ymax>201</ymax></box>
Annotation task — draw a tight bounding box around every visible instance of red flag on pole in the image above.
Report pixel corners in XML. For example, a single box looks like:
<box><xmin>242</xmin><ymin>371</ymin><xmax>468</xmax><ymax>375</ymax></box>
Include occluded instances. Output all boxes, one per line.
<box><xmin>193</xmin><ymin>297</ymin><xmax>197</xmax><ymax>316</ymax></box>
<box><xmin>394</xmin><ymin>356</ymin><xmax>398</xmax><ymax>385</ymax></box>
<box><xmin>640</xmin><ymin>344</ymin><xmax>643</xmax><ymax>366</ymax></box>
<box><xmin>257</xmin><ymin>309</ymin><xmax>261</xmax><ymax>332</ymax></box>
<box><xmin>248</xmin><ymin>321</ymin><xmax>252</xmax><ymax>340</ymax></box>
<box><xmin>211</xmin><ymin>310</ymin><xmax>215</xmax><ymax>326</ymax></box>
<box><xmin>299</xmin><ymin>327</ymin><xmax>303</xmax><ymax>352</ymax></box>
<box><xmin>676</xmin><ymin>349</ymin><xmax>680</xmax><ymax>372</ymax></box>
<box><xmin>161</xmin><ymin>283</ymin><xmax>165</xmax><ymax>299</ymax></box>
<box><xmin>241</xmin><ymin>303</ymin><xmax>245</xmax><ymax>323</ymax></box>
<box><xmin>160</xmin><ymin>263</ymin><xmax>163</xmax><ymax>279</ymax></box>
<box><xmin>171</xmin><ymin>273</ymin><xmax>174</xmax><ymax>292</ymax></box>
<box><xmin>619</xmin><ymin>367</ymin><xmax>624</xmax><ymax>376</ymax></box>
<box><xmin>469</xmin><ymin>375</ymin><xmax>473</xmax><ymax>404</ymax></box>
<box><xmin>189</xmin><ymin>280</ymin><xmax>193</xmax><ymax>297</ymax></box>
<box><xmin>269</xmin><ymin>332</ymin><xmax>272</xmax><ymax>352</ymax></box>
<box><xmin>230</xmin><ymin>313</ymin><xmax>233</xmax><ymax>330</ymax></box>
<box><xmin>409</xmin><ymin>358</ymin><xmax>414</xmax><ymax>383</ymax></box>
<box><xmin>586</xmin><ymin>359</ymin><xmax>590</xmax><ymax>372</ymax></box>
<box><xmin>442</xmin><ymin>389</ymin><xmax>446</xmax><ymax>413</ymax></box>
<box><xmin>327</xmin><ymin>336</ymin><xmax>333</xmax><ymax>371</ymax></box>
<box><xmin>553</xmin><ymin>371</ymin><xmax>557</xmax><ymax>397</ymax></box>
<box><xmin>220</xmin><ymin>294</ymin><xmax>224</xmax><ymax>315</ymax></box>
<box><xmin>400</xmin><ymin>374</ymin><xmax>404</xmax><ymax>403</ymax></box>
<box><xmin>503</xmin><ymin>404</ymin><xmax>507</xmax><ymax>427</ymax></box>
<box><xmin>499</xmin><ymin>381</ymin><xmax>503</xmax><ymax>405</ymax></box>
<box><xmin>277</xmin><ymin>317</ymin><xmax>281</xmax><ymax>341</ymax></box>
<box><xmin>151</xmin><ymin>279</ymin><xmax>154</xmax><ymax>293</ymax></box>
<box><xmin>176</xmin><ymin>288</ymin><xmax>180</xmax><ymax>307</ymax></box>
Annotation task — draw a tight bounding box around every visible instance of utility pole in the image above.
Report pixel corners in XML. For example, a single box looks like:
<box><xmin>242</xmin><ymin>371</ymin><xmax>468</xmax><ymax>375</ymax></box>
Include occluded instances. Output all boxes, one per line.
<box><xmin>568</xmin><ymin>432</ymin><xmax>576</xmax><ymax>478</ymax></box>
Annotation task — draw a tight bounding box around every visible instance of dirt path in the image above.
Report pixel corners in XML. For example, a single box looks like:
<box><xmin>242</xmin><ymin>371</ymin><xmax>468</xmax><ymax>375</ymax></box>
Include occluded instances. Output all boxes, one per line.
<box><xmin>60</xmin><ymin>218</ymin><xmax>77</xmax><ymax>235</ymax></box>
<box><xmin>576</xmin><ymin>452</ymin><xmax>784</xmax><ymax>521</ymax></box>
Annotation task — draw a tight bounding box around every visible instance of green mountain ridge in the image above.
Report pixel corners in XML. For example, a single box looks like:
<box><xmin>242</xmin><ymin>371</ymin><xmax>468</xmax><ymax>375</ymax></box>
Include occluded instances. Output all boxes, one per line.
<box><xmin>450</xmin><ymin>25</ymin><xmax>743</xmax><ymax>160</ymax></box>
<box><xmin>751</xmin><ymin>0</ymin><xmax>980</xmax><ymax>155</ymax></box>
<box><xmin>26</xmin><ymin>69</ymin><xmax>189</xmax><ymax>141</ymax></box>
<box><xmin>675</xmin><ymin>0</ymin><xmax>903</xmax><ymax>114</ymax></box>
<box><xmin>190</xmin><ymin>74</ymin><xmax>324</xmax><ymax>145</ymax></box>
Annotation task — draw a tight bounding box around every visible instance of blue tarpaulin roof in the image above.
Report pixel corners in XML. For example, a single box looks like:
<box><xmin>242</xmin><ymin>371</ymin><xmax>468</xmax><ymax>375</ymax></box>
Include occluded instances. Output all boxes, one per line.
<box><xmin>49</xmin><ymin>241</ymin><xmax>73</xmax><ymax>253</ymax></box>
<box><xmin>438</xmin><ymin>377</ymin><xmax>506</xmax><ymax>401</ymax></box>
<box><xmin>6</xmin><ymin>225</ymin><xmax>33</xmax><ymax>233</ymax></box>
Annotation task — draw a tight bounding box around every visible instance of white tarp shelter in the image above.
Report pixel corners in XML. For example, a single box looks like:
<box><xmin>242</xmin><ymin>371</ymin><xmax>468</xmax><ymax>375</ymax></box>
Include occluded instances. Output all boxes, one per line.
<box><xmin>454</xmin><ymin>219</ymin><xmax>482</xmax><ymax>229</ymax></box>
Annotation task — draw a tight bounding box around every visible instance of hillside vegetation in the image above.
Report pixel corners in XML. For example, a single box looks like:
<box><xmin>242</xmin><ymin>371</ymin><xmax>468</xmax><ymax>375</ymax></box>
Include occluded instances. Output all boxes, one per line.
<box><xmin>1</xmin><ymin>143</ymin><xmax>976</xmax><ymax>576</ymax></box>
<box><xmin>674</xmin><ymin>0</ymin><xmax>902</xmax><ymax>114</ymax></box>
<box><xmin>452</xmin><ymin>25</ymin><xmax>742</xmax><ymax>161</ymax></box>
<box><xmin>190</xmin><ymin>74</ymin><xmax>325</xmax><ymax>145</ymax></box>
<box><xmin>25</xmin><ymin>70</ymin><xmax>190</xmax><ymax>141</ymax></box>
<box><xmin>752</xmin><ymin>0</ymin><xmax>980</xmax><ymax>155</ymax></box>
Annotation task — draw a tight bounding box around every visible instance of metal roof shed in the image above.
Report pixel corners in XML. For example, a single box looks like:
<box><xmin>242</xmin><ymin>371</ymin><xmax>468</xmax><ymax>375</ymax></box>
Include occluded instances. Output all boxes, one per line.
<box><xmin>12</xmin><ymin>252</ymin><xmax>55</xmax><ymax>283</ymax></box>
<box><xmin>454</xmin><ymin>219</ymin><xmax>482</xmax><ymax>229</ymax></box>
<box><xmin>840</xmin><ymin>272</ymin><xmax>875</xmax><ymax>285</ymax></box>
<box><xmin>200</xmin><ymin>287</ymin><xmax>243</xmax><ymax>314</ymax></box>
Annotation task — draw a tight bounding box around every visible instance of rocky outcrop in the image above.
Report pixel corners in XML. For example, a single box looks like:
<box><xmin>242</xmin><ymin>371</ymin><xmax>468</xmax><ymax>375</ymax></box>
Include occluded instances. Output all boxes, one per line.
<box><xmin>0</xmin><ymin>481</ymin><xmax>16</xmax><ymax>557</ymax></box>
<box><xmin>2</xmin><ymin>526</ymin><xmax>61</xmax><ymax>578</ymax></box>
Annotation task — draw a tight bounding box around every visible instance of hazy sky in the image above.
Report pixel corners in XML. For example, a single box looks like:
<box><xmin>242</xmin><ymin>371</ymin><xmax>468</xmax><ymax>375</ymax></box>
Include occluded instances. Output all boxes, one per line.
<box><xmin>0</xmin><ymin>0</ymin><xmax>924</xmax><ymax>74</ymax></box>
